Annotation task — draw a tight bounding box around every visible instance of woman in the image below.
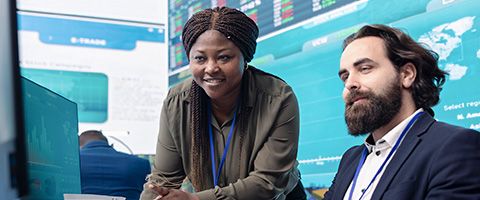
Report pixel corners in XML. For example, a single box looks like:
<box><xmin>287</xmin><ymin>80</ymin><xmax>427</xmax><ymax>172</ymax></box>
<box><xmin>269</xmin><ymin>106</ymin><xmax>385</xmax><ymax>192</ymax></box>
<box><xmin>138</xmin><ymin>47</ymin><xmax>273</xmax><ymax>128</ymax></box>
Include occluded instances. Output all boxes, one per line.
<box><xmin>141</xmin><ymin>7</ymin><xmax>305</xmax><ymax>200</ymax></box>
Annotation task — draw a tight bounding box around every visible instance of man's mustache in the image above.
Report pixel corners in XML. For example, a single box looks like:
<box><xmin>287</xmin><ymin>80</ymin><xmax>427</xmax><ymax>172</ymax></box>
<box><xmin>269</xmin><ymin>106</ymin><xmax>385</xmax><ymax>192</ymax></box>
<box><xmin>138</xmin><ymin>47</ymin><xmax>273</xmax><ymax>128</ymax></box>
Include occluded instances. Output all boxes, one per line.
<box><xmin>345</xmin><ymin>90</ymin><xmax>372</xmax><ymax>106</ymax></box>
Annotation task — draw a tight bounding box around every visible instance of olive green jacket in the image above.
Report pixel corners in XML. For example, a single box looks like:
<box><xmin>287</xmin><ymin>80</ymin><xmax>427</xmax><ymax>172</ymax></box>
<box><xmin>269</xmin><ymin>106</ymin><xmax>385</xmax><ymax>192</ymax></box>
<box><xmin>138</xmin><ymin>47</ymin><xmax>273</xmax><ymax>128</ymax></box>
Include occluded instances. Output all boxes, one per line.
<box><xmin>141</xmin><ymin>68</ymin><xmax>301</xmax><ymax>200</ymax></box>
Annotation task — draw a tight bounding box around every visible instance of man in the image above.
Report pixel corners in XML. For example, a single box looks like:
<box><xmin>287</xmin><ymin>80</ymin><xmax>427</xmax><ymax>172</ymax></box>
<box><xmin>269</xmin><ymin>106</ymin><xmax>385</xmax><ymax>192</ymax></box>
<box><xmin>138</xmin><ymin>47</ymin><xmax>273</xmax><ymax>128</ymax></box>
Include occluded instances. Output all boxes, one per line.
<box><xmin>324</xmin><ymin>24</ymin><xmax>480</xmax><ymax>200</ymax></box>
<box><xmin>79</xmin><ymin>130</ymin><xmax>151</xmax><ymax>200</ymax></box>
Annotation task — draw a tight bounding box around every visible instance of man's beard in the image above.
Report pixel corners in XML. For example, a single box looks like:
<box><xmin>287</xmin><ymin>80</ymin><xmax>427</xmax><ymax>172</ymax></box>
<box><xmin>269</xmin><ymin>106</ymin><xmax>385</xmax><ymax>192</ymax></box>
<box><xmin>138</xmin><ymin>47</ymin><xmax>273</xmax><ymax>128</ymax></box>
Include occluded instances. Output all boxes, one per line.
<box><xmin>344</xmin><ymin>80</ymin><xmax>402</xmax><ymax>136</ymax></box>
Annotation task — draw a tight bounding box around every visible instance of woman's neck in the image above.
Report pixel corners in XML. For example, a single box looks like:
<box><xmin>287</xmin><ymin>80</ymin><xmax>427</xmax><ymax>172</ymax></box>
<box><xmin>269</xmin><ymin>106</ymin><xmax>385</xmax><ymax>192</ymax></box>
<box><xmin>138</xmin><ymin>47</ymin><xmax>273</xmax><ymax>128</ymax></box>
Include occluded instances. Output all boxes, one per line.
<box><xmin>210</xmin><ymin>87</ymin><xmax>241</xmax><ymax>125</ymax></box>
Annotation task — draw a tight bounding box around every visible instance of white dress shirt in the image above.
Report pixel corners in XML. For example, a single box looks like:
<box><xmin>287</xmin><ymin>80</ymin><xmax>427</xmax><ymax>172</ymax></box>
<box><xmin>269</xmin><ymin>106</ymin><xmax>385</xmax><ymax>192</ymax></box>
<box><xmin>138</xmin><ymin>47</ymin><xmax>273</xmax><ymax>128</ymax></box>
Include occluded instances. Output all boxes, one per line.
<box><xmin>343</xmin><ymin>109</ymin><xmax>424</xmax><ymax>200</ymax></box>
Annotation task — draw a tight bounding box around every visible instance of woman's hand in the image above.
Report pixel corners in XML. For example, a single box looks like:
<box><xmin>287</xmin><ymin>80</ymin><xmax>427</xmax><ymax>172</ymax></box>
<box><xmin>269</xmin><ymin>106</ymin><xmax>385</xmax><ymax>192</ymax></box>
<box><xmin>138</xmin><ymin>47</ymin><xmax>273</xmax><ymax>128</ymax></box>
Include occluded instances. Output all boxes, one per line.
<box><xmin>148</xmin><ymin>184</ymin><xmax>200</xmax><ymax>200</ymax></box>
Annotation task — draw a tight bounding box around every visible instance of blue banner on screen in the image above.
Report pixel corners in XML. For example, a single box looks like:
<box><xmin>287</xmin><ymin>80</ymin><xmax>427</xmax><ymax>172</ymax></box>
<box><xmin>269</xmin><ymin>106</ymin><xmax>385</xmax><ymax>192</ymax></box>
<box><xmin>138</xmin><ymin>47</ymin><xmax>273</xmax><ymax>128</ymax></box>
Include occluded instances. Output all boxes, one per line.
<box><xmin>18</xmin><ymin>13</ymin><xmax>164</xmax><ymax>50</ymax></box>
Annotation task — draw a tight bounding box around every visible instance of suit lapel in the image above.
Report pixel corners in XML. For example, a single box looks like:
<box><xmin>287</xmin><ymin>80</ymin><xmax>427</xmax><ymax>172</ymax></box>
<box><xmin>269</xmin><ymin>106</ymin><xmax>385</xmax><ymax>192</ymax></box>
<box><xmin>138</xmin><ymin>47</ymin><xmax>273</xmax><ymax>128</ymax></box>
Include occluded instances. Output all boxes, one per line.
<box><xmin>335</xmin><ymin>146</ymin><xmax>365</xmax><ymax>199</ymax></box>
<box><xmin>371</xmin><ymin>113</ymin><xmax>435</xmax><ymax>200</ymax></box>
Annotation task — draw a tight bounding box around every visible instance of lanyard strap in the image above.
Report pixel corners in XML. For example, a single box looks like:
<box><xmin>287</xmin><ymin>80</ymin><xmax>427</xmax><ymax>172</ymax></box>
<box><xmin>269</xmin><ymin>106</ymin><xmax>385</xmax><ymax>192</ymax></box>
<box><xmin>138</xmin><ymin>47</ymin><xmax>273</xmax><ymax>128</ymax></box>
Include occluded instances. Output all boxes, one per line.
<box><xmin>348</xmin><ymin>111</ymin><xmax>424</xmax><ymax>200</ymax></box>
<box><xmin>207</xmin><ymin>102</ymin><xmax>238</xmax><ymax>186</ymax></box>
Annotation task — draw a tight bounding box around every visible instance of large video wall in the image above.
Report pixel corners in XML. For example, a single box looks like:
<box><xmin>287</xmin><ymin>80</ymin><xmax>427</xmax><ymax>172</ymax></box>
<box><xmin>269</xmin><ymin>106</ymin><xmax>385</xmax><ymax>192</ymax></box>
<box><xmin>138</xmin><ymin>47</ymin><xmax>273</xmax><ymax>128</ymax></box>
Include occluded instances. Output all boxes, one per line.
<box><xmin>17</xmin><ymin>0</ymin><xmax>168</xmax><ymax>154</ymax></box>
<box><xmin>168</xmin><ymin>0</ymin><xmax>480</xmax><ymax>188</ymax></box>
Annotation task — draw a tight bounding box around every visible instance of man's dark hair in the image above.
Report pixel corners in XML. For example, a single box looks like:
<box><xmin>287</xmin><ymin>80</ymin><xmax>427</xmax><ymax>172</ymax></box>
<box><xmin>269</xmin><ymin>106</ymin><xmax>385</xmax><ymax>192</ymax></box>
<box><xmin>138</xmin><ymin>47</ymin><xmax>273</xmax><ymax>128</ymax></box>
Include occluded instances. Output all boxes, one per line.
<box><xmin>79</xmin><ymin>130</ymin><xmax>108</xmax><ymax>147</ymax></box>
<box><xmin>181</xmin><ymin>6</ymin><xmax>259</xmax><ymax>191</ymax></box>
<box><xmin>343</xmin><ymin>24</ymin><xmax>448</xmax><ymax>116</ymax></box>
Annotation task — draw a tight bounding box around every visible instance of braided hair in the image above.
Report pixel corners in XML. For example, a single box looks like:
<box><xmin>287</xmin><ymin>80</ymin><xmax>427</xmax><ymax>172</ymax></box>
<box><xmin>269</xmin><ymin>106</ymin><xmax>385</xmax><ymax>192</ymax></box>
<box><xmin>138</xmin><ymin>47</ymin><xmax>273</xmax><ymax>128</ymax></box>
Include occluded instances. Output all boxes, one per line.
<box><xmin>182</xmin><ymin>7</ymin><xmax>259</xmax><ymax>190</ymax></box>
<box><xmin>182</xmin><ymin>7</ymin><xmax>259</xmax><ymax>62</ymax></box>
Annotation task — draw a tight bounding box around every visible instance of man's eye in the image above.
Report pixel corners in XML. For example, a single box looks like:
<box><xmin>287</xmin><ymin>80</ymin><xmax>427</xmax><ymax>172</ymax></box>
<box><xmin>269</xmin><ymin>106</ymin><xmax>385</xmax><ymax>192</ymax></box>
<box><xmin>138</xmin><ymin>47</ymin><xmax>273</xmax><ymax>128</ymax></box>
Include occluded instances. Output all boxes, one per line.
<box><xmin>340</xmin><ymin>74</ymin><xmax>348</xmax><ymax>82</ymax></box>
<box><xmin>360</xmin><ymin>65</ymin><xmax>371</xmax><ymax>72</ymax></box>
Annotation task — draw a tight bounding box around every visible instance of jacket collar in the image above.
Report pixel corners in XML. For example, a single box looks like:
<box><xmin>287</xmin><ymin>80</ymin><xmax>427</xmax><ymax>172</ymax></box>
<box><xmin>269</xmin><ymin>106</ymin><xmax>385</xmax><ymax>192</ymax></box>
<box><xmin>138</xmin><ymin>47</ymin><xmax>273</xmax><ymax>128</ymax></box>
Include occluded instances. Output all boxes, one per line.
<box><xmin>334</xmin><ymin>113</ymin><xmax>436</xmax><ymax>199</ymax></box>
<box><xmin>371</xmin><ymin>113</ymin><xmax>435</xmax><ymax>199</ymax></box>
<box><xmin>335</xmin><ymin>147</ymin><xmax>365</xmax><ymax>199</ymax></box>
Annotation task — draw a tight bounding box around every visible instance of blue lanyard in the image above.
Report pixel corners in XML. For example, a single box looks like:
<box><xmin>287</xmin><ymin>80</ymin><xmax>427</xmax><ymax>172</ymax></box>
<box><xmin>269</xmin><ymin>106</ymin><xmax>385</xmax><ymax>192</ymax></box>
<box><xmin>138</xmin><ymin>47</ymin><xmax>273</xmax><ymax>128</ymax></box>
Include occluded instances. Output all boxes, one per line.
<box><xmin>207</xmin><ymin>102</ymin><xmax>238</xmax><ymax>186</ymax></box>
<box><xmin>348</xmin><ymin>112</ymin><xmax>424</xmax><ymax>200</ymax></box>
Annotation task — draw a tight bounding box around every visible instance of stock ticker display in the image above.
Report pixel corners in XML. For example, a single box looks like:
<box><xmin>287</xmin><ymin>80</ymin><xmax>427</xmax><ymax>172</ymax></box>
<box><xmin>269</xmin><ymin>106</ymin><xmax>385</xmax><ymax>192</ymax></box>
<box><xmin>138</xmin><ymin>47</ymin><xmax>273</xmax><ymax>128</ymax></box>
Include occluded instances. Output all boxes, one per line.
<box><xmin>168</xmin><ymin>0</ymin><xmax>480</xmax><ymax>191</ymax></box>
<box><xmin>168</xmin><ymin>0</ymin><xmax>355</xmax><ymax>73</ymax></box>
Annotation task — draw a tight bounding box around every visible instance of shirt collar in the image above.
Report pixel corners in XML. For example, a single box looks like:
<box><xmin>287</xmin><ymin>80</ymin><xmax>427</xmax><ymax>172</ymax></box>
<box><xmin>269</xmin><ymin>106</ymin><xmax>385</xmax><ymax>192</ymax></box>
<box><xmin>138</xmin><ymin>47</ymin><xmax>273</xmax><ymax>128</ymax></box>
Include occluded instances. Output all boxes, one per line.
<box><xmin>82</xmin><ymin>140</ymin><xmax>111</xmax><ymax>149</ymax></box>
<box><xmin>364</xmin><ymin>108</ymin><xmax>424</xmax><ymax>153</ymax></box>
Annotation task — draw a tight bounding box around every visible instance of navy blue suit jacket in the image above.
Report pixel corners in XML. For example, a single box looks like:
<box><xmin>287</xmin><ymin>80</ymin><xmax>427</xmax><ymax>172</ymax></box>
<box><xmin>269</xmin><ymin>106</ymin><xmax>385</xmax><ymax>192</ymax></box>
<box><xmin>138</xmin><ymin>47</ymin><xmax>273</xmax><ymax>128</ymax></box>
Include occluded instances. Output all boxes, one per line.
<box><xmin>80</xmin><ymin>141</ymin><xmax>151</xmax><ymax>200</ymax></box>
<box><xmin>324</xmin><ymin>114</ymin><xmax>480</xmax><ymax>200</ymax></box>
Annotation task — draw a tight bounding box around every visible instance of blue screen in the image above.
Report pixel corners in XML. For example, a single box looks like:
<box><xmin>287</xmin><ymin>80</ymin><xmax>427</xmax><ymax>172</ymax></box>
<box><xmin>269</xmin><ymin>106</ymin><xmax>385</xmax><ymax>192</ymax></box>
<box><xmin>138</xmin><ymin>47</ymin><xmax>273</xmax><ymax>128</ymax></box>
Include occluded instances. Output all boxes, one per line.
<box><xmin>21</xmin><ymin>68</ymin><xmax>108</xmax><ymax>123</ymax></box>
<box><xmin>167</xmin><ymin>0</ymin><xmax>480</xmax><ymax>192</ymax></box>
<box><xmin>22</xmin><ymin>77</ymin><xmax>81</xmax><ymax>200</ymax></box>
<box><xmin>256</xmin><ymin>0</ymin><xmax>480</xmax><ymax>188</ymax></box>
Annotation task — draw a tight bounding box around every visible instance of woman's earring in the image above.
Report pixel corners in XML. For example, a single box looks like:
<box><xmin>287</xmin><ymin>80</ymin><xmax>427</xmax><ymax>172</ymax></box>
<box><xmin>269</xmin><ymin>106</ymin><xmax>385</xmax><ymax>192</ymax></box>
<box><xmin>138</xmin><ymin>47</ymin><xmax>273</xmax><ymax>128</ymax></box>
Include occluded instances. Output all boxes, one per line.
<box><xmin>244</xmin><ymin>64</ymin><xmax>249</xmax><ymax>71</ymax></box>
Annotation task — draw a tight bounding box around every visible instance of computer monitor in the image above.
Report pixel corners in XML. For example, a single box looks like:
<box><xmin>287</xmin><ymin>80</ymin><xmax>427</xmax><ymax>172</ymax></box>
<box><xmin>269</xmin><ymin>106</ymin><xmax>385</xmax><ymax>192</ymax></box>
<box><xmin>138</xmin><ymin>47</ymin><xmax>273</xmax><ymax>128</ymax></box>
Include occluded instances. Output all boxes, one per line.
<box><xmin>21</xmin><ymin>77</ymin><xmax>81</xmax><ymax>200</ymax></box>
<box><xmin>0</xmin><ymin>0</ymin><xmax>28</xmax><ymax>198</ymax></box>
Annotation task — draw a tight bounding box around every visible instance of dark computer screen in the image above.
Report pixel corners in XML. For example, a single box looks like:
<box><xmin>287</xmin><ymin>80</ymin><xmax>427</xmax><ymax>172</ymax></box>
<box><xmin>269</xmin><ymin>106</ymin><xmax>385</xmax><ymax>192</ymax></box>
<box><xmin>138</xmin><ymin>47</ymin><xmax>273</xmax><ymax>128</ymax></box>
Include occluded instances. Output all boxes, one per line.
<box><xmin>21</xmin><ymin>77</ymin><xmax>81</xmax><ymax>200</ymax></box>
<box><xmin>0</xmin><ymin>0</ymin><xmax>28</xmax><ymax>198</ymax></box>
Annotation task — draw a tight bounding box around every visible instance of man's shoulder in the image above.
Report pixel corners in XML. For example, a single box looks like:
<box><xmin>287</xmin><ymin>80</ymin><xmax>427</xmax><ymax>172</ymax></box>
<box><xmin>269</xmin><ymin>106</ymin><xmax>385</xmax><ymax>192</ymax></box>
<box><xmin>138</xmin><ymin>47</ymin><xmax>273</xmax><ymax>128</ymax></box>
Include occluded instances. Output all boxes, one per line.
<box><xmin>83</xmin><ymin>148</ymin><xmax>150</xmax><ymax>166</ymax></box>
<box><xmin>343</xmin><ymin>145</ymin><xmax>364</xmax><ymax>156</ymax></box>
<box><xmin>432</xmin><ymin>120</ymin><xmax>476</xmax><ymax>131</ymax></box>
<box><xmin>410</xmin><ymin>119</ymin><xmax>480</xmax><ymax>157</ymax></box>
<box><xmin>113</xmin><ymin>151</ymin><xmax>150</xmax><ymax>163</ymax></box>
<box><xmin>109</xmin><ymin>152</ymin><xmax>151</xmax><ymax>172</ymax></box>
<box><xmin>338</xmin><ymin>145</ymin><xmax>364</xmax><ymax>167</ymax></box>
<box><xmin>427</xmin><ymin>120</ymin><xmax>480</xmax><ymax>141</ymax></box>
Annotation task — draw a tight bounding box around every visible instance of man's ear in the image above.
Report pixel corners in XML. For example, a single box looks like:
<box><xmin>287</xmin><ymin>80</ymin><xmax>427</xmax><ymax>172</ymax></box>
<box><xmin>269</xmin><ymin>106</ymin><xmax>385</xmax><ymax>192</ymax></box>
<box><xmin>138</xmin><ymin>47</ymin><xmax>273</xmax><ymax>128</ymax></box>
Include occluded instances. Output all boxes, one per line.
<box><xmin>401</xmin><ymin>62</ymin><xmax>416</xmax><ymax>88</ymax></box>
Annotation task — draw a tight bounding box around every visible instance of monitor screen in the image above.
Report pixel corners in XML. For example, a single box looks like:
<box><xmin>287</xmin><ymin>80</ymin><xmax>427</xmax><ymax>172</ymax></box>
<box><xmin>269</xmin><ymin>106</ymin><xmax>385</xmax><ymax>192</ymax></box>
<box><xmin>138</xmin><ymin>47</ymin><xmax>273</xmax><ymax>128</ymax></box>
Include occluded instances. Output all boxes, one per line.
<box><xmin>0</xmin><ymin>0</ymin><xmax>28</xmax><ymax>198</ymax></box>
<box><xmin>21</xmin><ymin>77</ymin><xmax>81</xmax><ymax>200</ymax></box>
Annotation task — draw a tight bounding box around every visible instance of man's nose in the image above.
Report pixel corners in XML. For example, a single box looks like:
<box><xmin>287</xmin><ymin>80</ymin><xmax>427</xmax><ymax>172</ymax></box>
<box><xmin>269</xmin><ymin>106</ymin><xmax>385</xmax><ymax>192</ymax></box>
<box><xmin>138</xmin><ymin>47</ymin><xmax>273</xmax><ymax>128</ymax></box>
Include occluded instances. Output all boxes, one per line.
<box><xmin>344</xmin><ymin>75</ymin><xmax>360</xmax><ymax>91</ymax></box>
